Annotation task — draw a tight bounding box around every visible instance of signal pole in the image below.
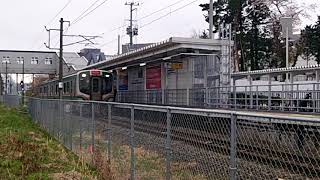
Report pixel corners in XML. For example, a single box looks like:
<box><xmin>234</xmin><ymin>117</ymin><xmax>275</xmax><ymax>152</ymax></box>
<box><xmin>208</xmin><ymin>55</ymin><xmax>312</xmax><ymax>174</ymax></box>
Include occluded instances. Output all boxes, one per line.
<box><xmin>125</xmin><ymin>1</ymin><xmax>139</xmax><ymax>47</ymax></box>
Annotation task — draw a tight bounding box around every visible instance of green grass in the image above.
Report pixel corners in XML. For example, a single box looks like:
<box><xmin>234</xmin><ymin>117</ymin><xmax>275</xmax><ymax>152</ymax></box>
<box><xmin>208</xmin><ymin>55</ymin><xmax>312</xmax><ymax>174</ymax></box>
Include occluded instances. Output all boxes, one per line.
<box><xmin>0</xmin><ymin>104</ymin><xmax>98</xmax><ymax>179</ymax></box>
<box><xmin>107</xmin><ymin>144</ymin><xmax>207</xmax><ymax>180</ymax></box>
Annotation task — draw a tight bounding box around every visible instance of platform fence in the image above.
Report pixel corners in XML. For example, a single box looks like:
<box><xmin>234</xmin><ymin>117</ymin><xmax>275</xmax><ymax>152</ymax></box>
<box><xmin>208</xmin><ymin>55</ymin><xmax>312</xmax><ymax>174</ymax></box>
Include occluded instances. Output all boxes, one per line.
<box><xmin>117</xmin><ymin>82</ymin><xmax>320</xmax><ymax>113</ymax></box>
<box><xmin>0</xmin><ymin>94</ymin><xmax>21</xmax><ymax>108</ymax></box>
<box><xmin>20</xmin><ymin>97</ymin><xmax>320</xmax><ymax>179</ymax></box>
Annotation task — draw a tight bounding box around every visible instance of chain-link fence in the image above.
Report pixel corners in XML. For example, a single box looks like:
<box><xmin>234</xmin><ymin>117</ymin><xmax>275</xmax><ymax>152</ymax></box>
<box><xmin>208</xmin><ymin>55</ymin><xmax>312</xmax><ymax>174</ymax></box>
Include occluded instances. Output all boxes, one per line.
<box><xmin>21</xmin><ymin>97</ymin><xmax>320</xmax><ymax>179</ymax></box>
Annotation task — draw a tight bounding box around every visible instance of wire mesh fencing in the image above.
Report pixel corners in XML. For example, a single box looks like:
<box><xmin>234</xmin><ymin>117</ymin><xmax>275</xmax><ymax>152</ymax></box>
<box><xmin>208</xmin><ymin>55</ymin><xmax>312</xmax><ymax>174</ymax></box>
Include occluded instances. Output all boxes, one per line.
<box><xmin>24</xmin><ymin>97</ymin><xmax>320</xmax><ymax>179</ymax></box>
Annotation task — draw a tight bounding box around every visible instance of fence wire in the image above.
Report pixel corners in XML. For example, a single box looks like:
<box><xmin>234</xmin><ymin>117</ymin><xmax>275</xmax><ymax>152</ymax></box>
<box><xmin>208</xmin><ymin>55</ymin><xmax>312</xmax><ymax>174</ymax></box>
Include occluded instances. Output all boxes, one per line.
<box><xmin>3</xmin><ymin>97</ymin><xmax>319</xmax><ymax>179</ymax></box>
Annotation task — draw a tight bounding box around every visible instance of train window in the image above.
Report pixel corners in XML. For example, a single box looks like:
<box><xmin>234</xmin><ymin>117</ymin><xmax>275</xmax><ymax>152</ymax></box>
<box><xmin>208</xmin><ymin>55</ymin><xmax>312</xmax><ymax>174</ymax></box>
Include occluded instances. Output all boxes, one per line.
<box><xmin>138</xmin><ymin>69</ymin><xmax>143</xmax><ymax>78</ymax></box>
<box><xmin>92</xmin><ymin>78</ymin><xmax>100</xmax><ymax>93</ymax></box>
<box><xmin>66</xmin><ymin>82</ymin><xmax>70</xmax><ymax>93</ymax></box>
<box><xmin>55</xmin><ymin>84</ymin><xmax>58</xmax><ymax>95</ymax></box>
<box><xmin>79</xmin><ymin>72</ymin><xmax>90</xmax><ymax>95</ymax></box>
<box><xmin>63</xmin><ymin>83</ymin><xmax>66</xmax><ymax>94</ymax></box>
<box><xmin>70</xmin><ymin>81</ymin><xmax>73</xmax><ymax>94</ymax></box>
<box><xmin>103</xmin><ymin>75</ymin><xmax>113</xmax><ymax>94</ymax></box>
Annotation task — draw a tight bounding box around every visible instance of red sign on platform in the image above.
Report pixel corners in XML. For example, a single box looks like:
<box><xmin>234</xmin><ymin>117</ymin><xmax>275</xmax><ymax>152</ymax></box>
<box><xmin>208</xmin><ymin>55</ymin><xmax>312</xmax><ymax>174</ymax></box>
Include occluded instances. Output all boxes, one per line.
<box><xmin>146</xmin><ymin>65</ymin><xmax>161</xmax><ymax>89</ymax></box>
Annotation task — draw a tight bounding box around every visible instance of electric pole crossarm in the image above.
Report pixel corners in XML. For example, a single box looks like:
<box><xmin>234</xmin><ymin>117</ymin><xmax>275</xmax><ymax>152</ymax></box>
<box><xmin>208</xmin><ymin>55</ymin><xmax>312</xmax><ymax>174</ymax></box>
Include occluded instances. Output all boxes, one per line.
<box><xmin>64</xmin><ymin>35</ymin><xmax>101</xmax><ymax>38</ymax></box>
<box><xmin>63</xmin><ymin>37</ymin><xmax>98</xmax><ymax>47</ymax></box>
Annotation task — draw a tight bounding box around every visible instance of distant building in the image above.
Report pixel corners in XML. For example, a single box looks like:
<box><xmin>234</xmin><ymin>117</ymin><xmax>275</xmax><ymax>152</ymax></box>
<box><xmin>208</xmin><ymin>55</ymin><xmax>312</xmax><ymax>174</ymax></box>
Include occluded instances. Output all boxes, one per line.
<box><xmin>79</xmin><ymin>48</ymin><xmax>106</xmax><ymax>66</ymax></box>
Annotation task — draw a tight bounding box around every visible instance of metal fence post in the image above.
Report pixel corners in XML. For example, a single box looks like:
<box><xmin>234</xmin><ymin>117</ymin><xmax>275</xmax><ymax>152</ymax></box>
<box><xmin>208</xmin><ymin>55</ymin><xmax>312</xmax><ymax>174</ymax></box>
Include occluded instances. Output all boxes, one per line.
<box><xmin>165</xmin><ymin>108</ymin><xmax>172</xmax><ymax>180</ymax></box>
<box><xmin>245</xmin><ymin>86</ymin><xmax>248</xmax><ymax>109</ymax></box>
<box><xmin>268</xmin><ymin>85</ymin><xmax>272</xmax><ymax>111</ymax></box>
<box><xmin>230</xmin><ymin>113</ymin><xmax>237</xmax><ymax>180</ymax></box>
<box><xmin>107</xmin><ymin>104</ymin><xmax>112</xmax><ymax>162</ymax></box>
<box><xmin>41</xmin><ymin>100</ymin><xmax>43</xmax><ymax>127</ymax></box>
<box><xmin>313</xmin><ymin>83</ymin><xmax>316</xmax><ymax>113</ymax></box>
<box><xmin>69</xmin><ymin>103</ymin><xmax>73</xmax><ymax>151</ymax></box>
<box><xmin>79</xmin><ymin>103</ymin><xmax>83</xmax><ymax>151</ymax></box>
<box><xmin>91</xmin><ymin>103</ymin><xmax>96</xmax><ymax>160</ymax></box>
<box><xmin>59</xmin><ymin>100</ymin><xmax>63</xmax><ymax>142</ymax></box>
<box><xmin>130</xmin><ymin>105</ymin><xmax>136</xmax><ymax>180</ymax></box>
<box><xmin>205</xmin><ymin>87</ymin><xmax>209</xmax><ymax>107</ymax></box>
<box><xmin>256</xmin><ymin>85</ymin><xmax>259</xmax><ymax>110</ymax></box>
<box><xmin>162</xmin><ymin>89</ymin><xmax>165</xmax><ymax>105</ymax></box>
<box><xmin>233</xmin><ymin>83</ymin><xmax>236</xmax><ymax>110</ymax></box>
<box><xmin>186</xmin><ymin>88</ymin><xmax>190</xmax><ymax>106</ymax></box>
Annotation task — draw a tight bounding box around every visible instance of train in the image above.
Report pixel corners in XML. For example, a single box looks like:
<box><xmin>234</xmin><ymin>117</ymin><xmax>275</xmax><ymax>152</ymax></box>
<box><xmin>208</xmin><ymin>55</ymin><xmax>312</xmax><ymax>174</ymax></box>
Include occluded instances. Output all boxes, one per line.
<box><xmin>36</xmin><ymin>69</ymin><xmax>116</xmax><ymax>101</ymax></box>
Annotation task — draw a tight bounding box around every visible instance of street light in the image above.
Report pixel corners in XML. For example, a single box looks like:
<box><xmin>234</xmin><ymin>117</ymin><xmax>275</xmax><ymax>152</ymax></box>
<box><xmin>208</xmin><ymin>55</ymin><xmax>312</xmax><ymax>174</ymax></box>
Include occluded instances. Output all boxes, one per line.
<box><xmin>280</xmin><ymin>17</ymin><xmax>293</xmax><ymax>82</ymax></box>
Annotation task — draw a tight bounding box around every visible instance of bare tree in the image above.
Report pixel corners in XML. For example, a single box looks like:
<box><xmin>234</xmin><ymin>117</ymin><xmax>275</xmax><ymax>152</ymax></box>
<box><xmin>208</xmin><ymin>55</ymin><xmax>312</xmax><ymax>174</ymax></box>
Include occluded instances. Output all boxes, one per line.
<box><xmin>265</xmin><ymin>0</ymin><xmax>317</xmax><ymax>27</ymax></box>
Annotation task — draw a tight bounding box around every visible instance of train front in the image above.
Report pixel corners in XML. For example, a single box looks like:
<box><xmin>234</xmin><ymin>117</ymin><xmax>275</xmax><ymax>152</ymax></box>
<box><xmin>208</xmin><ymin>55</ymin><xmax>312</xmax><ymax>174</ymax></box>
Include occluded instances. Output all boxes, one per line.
<box><xmin>78</xmin><ymin>69</ymin><xmax>114</xmax><ymax>101</ymax></box>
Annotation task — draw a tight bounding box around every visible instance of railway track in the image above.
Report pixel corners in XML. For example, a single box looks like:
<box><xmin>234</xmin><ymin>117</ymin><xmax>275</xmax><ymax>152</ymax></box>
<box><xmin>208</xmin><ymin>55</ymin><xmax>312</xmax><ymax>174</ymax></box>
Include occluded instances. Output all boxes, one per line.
<box><xmin>95</xmin><ymin>115</ymin><xmax>320</xmax><ymax>178</ymax></box>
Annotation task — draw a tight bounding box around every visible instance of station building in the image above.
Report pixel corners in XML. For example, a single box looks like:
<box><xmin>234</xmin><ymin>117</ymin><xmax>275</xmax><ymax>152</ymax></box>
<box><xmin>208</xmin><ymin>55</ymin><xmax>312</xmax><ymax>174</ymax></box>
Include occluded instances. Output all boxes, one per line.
<box><xmin>83</xmin><ymin>37</ymin><xmax>233</xmax><ymax>106</ymax></box>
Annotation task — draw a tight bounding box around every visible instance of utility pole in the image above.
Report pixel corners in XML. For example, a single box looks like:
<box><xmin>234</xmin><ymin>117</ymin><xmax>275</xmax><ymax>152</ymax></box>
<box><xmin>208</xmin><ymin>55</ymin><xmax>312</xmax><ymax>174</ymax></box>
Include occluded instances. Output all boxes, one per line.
<box><xmin>59</xmin><ymin>18</ymin><xmax>64</xmax><ymax>99</ymax></box>
<box><xmin>45</xmin><ymin>19</ymin><xmax>99</xmax><ymax>99</ymax></box>
<box><xmin>125</xmin><ymin>1</ymin><xmax>139</xmax><ymax>47</ymax></box>
<box><xmin>209</xmin><ymin>0</ymin><xmax>214</xmax><ymax>39</ymax></box>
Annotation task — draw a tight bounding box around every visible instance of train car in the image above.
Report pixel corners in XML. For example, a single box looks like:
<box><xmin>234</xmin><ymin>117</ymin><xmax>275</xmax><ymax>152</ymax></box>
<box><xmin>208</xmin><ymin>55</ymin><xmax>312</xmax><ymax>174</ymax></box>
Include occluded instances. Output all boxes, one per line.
<box><xmin>36</xmin><ymin>69</ymin><xmax>115</xmax><ymax>101</ymax></box>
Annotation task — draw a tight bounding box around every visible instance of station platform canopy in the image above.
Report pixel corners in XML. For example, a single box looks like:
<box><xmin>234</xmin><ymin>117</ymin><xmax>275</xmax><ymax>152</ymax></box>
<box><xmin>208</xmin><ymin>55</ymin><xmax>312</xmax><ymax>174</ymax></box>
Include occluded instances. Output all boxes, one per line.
<box><xmin>82</xmin><ymin>37</ymin><xmax>232</xmax><ymax>71</ymax></box>
<box><xmin>232</xmin><ymin>65</ymin><xmax>320</xmax><ymax>79</ymax></box>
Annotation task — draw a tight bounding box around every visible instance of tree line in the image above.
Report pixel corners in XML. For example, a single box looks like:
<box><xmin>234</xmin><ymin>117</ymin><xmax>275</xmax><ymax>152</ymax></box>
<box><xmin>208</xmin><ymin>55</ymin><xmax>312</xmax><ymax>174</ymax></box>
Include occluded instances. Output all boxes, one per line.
<box><xmin>199</xmin><ymin>0</ymin><xmax>320</xmax><ymax>71</ymax></box>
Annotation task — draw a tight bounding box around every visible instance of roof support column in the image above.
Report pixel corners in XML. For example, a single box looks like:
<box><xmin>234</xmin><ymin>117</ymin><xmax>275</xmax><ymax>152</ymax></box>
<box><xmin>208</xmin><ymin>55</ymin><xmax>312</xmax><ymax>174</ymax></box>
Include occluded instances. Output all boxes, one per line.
<box><xmin>290</xmin><ymin>72</ymin><xmax>294</xmax><ymax>111</ymax></box>
<box><xmin>268</xmin><ymin>74</ymin><xmax>272</xmax><ymax>111</ymax></box>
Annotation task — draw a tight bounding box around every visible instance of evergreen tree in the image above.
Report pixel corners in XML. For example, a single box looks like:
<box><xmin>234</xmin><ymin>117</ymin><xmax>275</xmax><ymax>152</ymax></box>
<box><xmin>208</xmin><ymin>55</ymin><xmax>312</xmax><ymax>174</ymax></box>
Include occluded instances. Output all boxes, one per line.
<box><xmin>242</xmin><ymin>0</ymin><xmax>272</xmax><ymax>70</ymax></box>
<box><xmin>200</xmin><ymin>0</ymin><xmax>247</xmax><ymax>71</ymax></box>
<box><xmin>200</xmin><ymin>0</ymin><xmax>272</xmax><ymax>71</ymax></box>
<box><xmin>304</xmin><ymin>17</ymin><xmax>320</xmax><ymax>64</ymax></box>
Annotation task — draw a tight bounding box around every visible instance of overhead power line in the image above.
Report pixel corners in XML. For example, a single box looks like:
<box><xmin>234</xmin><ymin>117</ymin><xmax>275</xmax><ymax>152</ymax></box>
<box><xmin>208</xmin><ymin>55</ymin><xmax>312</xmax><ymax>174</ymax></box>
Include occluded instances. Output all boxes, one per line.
<box><xmin>99</xmin><ymin>34</ymin><xmax>126</xmax><ymax>48</ymax></box>
<box><xmin>71</xmin><ymin>0</ymin><xmax>110</xmax><ymax>26</ymax></box>
<box><xmin>99</xmin><ymin>0</ymin><xmax>199</xmax><ymax>50</ymax></box>
<box><xmin>47</xmin><ymin>0</ymin><xmax>73</xmax><ymax>26</ymax></box>
<box><xmin>30</xmin><ymin>0</ymin><xmax>73</xmax><ymax>49</ymax></box>
<box><xmin>70</xmin><ymin>0</ymin><xmax>101</xmax><ymax>25</ymax></box>
<box><xmin>140</xmin><ymin>0</ymin><xmax>199</xmax><ymax>29</ymax></box>
<box><xmin>139</xmin><ymin>0</ymin><xmax>187</xmax><ymax>20</ymax></box>
<box><xmin>48</xmin><ymin>0</ymin><xmax>110</xmax><ymax>48</ymax></box>
<box><xmin>102</xmin><ymin>0</ymin><xmax>189</xmax><ymax>34</ymax></box>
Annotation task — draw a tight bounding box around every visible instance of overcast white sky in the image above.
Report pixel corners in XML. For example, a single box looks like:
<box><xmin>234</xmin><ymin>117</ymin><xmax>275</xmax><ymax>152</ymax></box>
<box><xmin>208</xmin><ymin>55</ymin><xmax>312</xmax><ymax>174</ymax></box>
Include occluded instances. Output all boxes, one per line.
<box><xmin>0</xmin><ymin>0</ymin><xmax>319</xmax><ymax>55</ymax></box>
